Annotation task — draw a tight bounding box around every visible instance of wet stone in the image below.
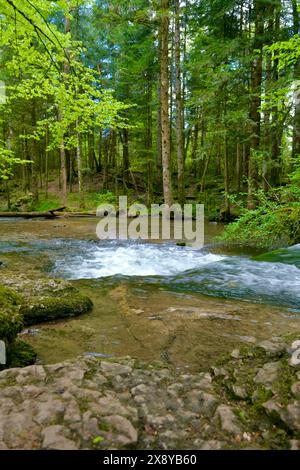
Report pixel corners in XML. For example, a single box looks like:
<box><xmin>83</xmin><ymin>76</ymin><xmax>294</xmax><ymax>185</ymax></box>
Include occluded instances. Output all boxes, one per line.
<box><xmin>254</xmin><ymin>362</ymin><xmax>280</xmax><ymax>387</ymax></box>
<box><xmin>41</xmin><ymin>425</ymin><xmax>78</xmax><ymax>450</ymax></box>
<box><xmin>291</xmin><ymin>382</ymin><xmax>300</xmax><ymax>399</ymax></box>
<box><xmin>215</xmin><ymin>405</ymin><xmax>242</xmax><ymax>436</ymax></box>
<box><xmin>257</xmin><ymin>340</ymin><xmax>286</xmax><ymax>357</ymax></box>
<box><xmin>231</xmin><ymin>385</ymin><xmax>248</xmax><ymax>400</ymax></box>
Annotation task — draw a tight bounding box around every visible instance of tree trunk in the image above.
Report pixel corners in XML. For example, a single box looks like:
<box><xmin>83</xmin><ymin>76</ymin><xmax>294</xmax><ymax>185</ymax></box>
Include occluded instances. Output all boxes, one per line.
<box><xmin>6</xmin><ymin>125</ymin><xmax>12</xmax><ymax>209</ymax></box>
<box><xmin>96</xmin><ymin>129</ymin><xmax>102</xmax><ymax>173</ymax></box>
<box><xmin>59</xmin><ymin>8</ymin><xmax>71</xmax><ymax>207</ymax></box>
<box><xmin>146</xmin><ymin>70</ymin><xmax>153</xmax><ymax>205</ymax></box>
<box><xmin>45</xmin><ymin>126</ymin><xmax>49</xmax><ymax>199</ymax></box>
<box><xmin>175</xmin><ymin>0</ymin><xmax>185</xmax><ymax>205</ymax></box>
<box><xmin>224</xmin><ymin>131</ymin><xmax>230</xmax><ymax>219</ymax></box>
<box><xmin>76</xmin><ymin>123</ymin><xmax>85</xmax><ymax>209</ymax></box>
<box><xmin>247</xmin><ymin>0</ymin><xmax>265</xmax><ymax>209</ymax></box>
<box><xmin>236</xmin><ymin>138</ymin><xmax>241</xmax><ymax>192</ymax></box>
<box><xmin>31</xmin><ymin>102</ymin><xmax>39</xmax><ymax>204</ymax></box>
<box><xmin>191</xmin><ymin>110</ymin><xmax>200</xmax><ymax>173</ymax></box>
<box><xmin>88</xmin><ymin>130</ymin><xmax>95</xmax><ymax>171</ymax></box>
<box><xmin>292</xmin><ymin>0</ymin><xmax>300</xmax><ymax>158</ymax></box>
<box><xmin>122</xmin><ymin>128</ymin><xmax>130</xmax><ymax>185</ymax></box>
<box><xmin>269</xmin><ymin>1</ymin><xmax>282</xmax><ymax>186</ymax></box>
<box><xmin>59</xmin><ymin>127</ymin><xmax>68</xmax><ymax>207</ymax></box>
<box><xmin>156</xmin><ymin>69</ymin><xmax>163</xmax><ymax>187</ymax></box>
<box><xmin>102</xmin><ymin>134</ymin><xmax>109</xmax><ymax>191</ymax></box>
<box><xmin>160</xmin><ymin>0</ymin><xmax>173</xmax><ymax>206</ymax></box>
<box><xmin>263</xmin><ymin>46</ymin><xmax>272</xmax><ymax>191</ymax></box>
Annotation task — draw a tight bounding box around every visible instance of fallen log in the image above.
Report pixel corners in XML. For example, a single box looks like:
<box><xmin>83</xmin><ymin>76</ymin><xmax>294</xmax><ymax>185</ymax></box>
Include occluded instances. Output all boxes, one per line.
<box><xmin>0</xmin><ymin>207</ymin><xmax>66</xmax><ymax>219</ymax></box>
<box><xmin>61</xmin><ymin>211</ymin><xmax>96</xmax><ymax>217</ymax></box>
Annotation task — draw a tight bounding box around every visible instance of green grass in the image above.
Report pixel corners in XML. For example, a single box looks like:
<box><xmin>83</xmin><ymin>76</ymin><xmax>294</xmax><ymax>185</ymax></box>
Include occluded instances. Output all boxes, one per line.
<box><xmin>29</xmin><ymin>191</ymin><xmax>117</xmax><ymax>213</ymax></box>
<box><xmin>31</xmin><ymin>195</ymin><xmax>62</xmax><ymax>212</ymax></box>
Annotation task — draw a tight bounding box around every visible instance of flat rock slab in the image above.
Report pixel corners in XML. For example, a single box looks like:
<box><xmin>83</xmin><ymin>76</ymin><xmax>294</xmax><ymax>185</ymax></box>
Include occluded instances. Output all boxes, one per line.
<box><xmin>0</xmin><ymin>356</ymin><xmax>242</xmax><ymax>450</ymax></box>
<box><xmin>1</xmin><ymin>336</ymin><xmax>300</xmax><ymax>450</ymax></box>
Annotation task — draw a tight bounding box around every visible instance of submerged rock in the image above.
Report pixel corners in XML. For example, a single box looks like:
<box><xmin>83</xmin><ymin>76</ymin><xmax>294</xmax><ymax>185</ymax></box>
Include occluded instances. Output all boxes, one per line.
<box><xmin>0</xmin><ymin>271</ymin><xmax>93</xmax><ymax>326</ymax></box>
<box><xmin>20</xmin><ymin>288</ymin><xmax>93</xmax><ymax>325</ymax></box>
<box><xmin>0</xmin><ymin>274</ymin><xmax>93</xmax><ymax>369</ymax></box>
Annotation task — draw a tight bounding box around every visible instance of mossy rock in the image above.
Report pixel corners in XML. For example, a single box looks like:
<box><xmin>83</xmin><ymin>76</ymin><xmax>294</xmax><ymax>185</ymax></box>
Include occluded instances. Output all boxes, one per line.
<box><xmin>5</xmin><ymin>339</ymin><xmax>37</xmax><ymax>368</ymax></box>
<box><xmin>0</xmin><ymin>286</ymin><xmax>24</xmax><ymax>343</ymax></box>
<box><xmin>21</xmin><ymin>289</ymin><xmax>93</xmax><ymax>325</ymax></box>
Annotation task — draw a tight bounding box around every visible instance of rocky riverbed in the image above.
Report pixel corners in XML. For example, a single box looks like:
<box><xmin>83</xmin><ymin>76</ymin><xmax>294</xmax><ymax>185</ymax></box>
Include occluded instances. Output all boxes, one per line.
<box><xmin>0</xmin><ymin>336</ymin><xmax>300</xmax><ymax>450</ymax></box>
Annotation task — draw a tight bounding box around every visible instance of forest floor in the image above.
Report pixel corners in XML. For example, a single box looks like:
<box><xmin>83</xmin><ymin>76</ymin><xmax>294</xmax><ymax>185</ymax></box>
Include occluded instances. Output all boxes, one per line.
<box><xmin>0</xmin><ymin>172</ymin><xmax>228</xmax><ymax>219</ymax></box>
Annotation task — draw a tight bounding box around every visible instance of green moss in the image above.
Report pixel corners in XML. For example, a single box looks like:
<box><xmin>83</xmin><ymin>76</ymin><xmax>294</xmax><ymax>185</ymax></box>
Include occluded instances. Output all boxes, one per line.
<box><xmin>0</xmin><ymin>286</ymin><xmax>24</xmax><ymax>343</ymax></box>
<box><xmin>261</xmin><ymin>429</ymin><xmax>289</xmax><ymax>450</ymax></box>
<box><xmin>211</xmin><ymin>340</ymin><xmax>300</xmax><ymax>449</ymax></box>
<box><xmin>0</xmin><ymin>285</ymin><xmax>23</xmax><ymax>308</ymax></box>
<box><xmin>78</xmin><ymin>396</ymin><xmax>90</xmax><ymax>414</ymax></box>
<box><xmin>1</xmin><ymin>282</ymin><xmax>93</xmax><ymax>369</ymax></box>
<box><xmin>21</xmin><ymin>290</ymin><xmax>93</xmax><ymax>325</ymax></box>
<box><xmin>268</xmin><ymin>359</ymin><xmax>297</xmax><ymax>406</ymax></box>
<box><xmin>98</xmin><ymin>421</ymin><xmax>110</xmax><ymax>432</ymax></box>
<box><xmin>5</xmin><ymin>339</ymin><xmax>37</xmax><ymax>368</ymax></box>
<box><xmin>252</xmin><ymin>387</ymin><xmax>273</xmax><ymax>411</ymax></box>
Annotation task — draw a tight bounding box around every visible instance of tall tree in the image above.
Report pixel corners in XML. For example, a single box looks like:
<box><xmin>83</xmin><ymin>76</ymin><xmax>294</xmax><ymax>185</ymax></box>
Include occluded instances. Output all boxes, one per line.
<box><xmin>248</xmin><ymin>0</ymin><xmax>265</xmax><ymax>209</ymax></box>
<box><xmin>175</xmin><ymin>0</ymin><xmax>185</xmax><ymax>205</ymax></box>
<box><xmin>292</xmin><ymin>0</ymin><xmax>300</xmax><ymax>159</ymax></box>
<box><xmin>160</xmin><ymin>0</ymin><xmax>173</xmax><ymax>206</ymax></box>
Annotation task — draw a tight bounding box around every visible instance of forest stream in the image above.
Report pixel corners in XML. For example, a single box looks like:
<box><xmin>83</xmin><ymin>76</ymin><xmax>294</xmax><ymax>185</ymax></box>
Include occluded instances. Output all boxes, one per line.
<box><xmin>1</xmin><ymin>217</ymin><xmax>300</xmax><ymax>373</ymax></box>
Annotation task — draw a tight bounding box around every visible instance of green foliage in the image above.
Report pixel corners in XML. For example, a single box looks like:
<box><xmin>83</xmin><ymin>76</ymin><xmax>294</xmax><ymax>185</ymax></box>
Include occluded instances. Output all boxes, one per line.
<box><xmin>0</xmin><ymin>140</ymin><xmax>30</xmax><ymax>181</ymax></box>
<box><xmin>0</xmin><ymin>0</ymin><xmax>130</xmax><ymax>158</ymax></box>
<box><xmin>30</xmin><ymin>195</ymin><xmax>62</xmax><ymax>212</ymax></box>
<box><xmin>219</xmin><ymin>203</ymin><xmax>300</xmax><ymax>249</ymax></box>
<box><xmin>95</xmin><ymin>191</ymin><xmax>117</xmax><ymax>205</ymax></box>
<box><xmin>266</xmin><ymin>35</ymin><xmax>300</xmax><ymax>71</ymax></box>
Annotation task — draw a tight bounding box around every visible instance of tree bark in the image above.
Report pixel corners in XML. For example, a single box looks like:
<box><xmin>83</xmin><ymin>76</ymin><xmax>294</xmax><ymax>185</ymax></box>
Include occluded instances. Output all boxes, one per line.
<box><xmin>122</xmin><ymin>128</ymin><xmax>130</xmax><ymax>185</ymax></box>
<box><xmin>59</xmin><ymin>8</ymin><xmax>71</xmax><ymax>207</ymax></box>
<box><xmin>224</xmin><ymin>131</ymin><xmax>230</xmax><ymax>219</ymax></box>
<box><xmin>236</xmin><ymin>138</ymin><xmax>241</xmax><ymax>192</ymax></box>
<box><xmin>31</xmin><ymin>101</ymin><xmax>39</xmax><ymax>204</ymax></box>
<box><xmin>269</xmin><ymin>1</ymin><xmax>282</xmax><ymax>186</ymax></box>
<box><xmin>292</xmin><ymin>0</ymin><xmax>300</xmax><ymax>158</ymax></box>
<box><xmin>160</xmin><ymin>0</ymin><xmax>173</xmax><ymax>206</ymax></box>
<box><xmin>175</xmin><ymin>0</ymin><xmax>185</xmax><ymax>205</ymax></box>
<box><xmin>247</xmin><ymin>0</ymin><xmax>265</xmax><ymax>209</ymax></box>
<box><xmin>76</xmin><ymin>124</ymin><xmax>85</xmax><ymax>209</ymax></box>
<box><xmin>146</xmin><ymin>70</ymin><xmax>153</xmax><ymax>205</ymax></box>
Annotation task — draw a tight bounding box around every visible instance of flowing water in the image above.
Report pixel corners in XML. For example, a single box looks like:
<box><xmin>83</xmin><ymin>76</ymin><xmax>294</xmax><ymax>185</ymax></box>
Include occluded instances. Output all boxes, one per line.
<box><xmin>0</xmin><ymin>217</ymin><xmax>300</xmax><ymax>371</ymax></box>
